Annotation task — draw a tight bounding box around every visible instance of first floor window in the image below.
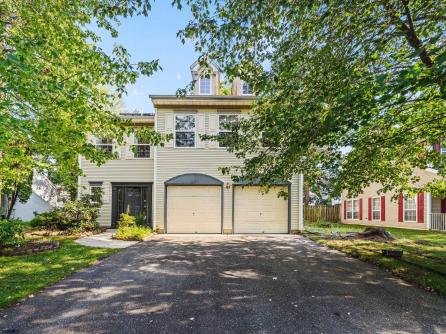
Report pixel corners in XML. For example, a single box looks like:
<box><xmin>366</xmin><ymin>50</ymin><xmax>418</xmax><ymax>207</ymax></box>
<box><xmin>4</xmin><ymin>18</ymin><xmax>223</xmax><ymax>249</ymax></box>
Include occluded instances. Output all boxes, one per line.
<box><xmin>95</xmin><ymin>138</ymin><xmax>113</xmax><ymax>154</ymax></box>
<box><xmin>372</xmin><ymin>197</ymin><xmax>381</xmax><ymax>220</ymax></box>
<box><xmin>175</xmin><ymin>114</ymin><xmax>196</xmax><ymax>147</ymax></box>
<box><xmin>218</xmin><ymin>114</ymin><xmax>239</xmax><ymax>147</ymax></box>
<box><xmin>346</xmin><ymin>199</ymin><xmax>359</xmax><ymax>219</ymax></box>
<box><xmin>404</xmin><ymin>196</ymin><xmax>417</xmax><ymax>222</ymax></box>
<box><xmin>242</xmin><ymin>81</ymin><xmax>252</xmax><ymax>95</ymax></box>
<box><xmin>134</xmin><ymin>135</ymin><xmax>151</xmax><ymax>158</ymax></box>
<box><xmin>89</xmin><ymin>181</ymin><xmax>103</xmax><ymax>202</ymax></box>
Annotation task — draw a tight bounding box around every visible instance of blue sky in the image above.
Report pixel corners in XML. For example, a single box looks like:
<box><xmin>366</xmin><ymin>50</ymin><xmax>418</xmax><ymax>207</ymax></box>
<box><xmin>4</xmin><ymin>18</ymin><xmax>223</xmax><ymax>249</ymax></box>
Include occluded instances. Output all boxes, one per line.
<box><xmin>96</xmin><ymin>2</ymin><xmax>198</xmax><ymax>114</ymax></box>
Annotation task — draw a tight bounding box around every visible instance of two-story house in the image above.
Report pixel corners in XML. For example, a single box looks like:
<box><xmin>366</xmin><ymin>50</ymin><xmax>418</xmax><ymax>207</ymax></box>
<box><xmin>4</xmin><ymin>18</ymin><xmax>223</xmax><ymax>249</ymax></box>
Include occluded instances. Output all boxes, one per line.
<box><xmin>79</xmin><ymin>61</ymin><xmax>304</xmax><ymax>234</ymax></box>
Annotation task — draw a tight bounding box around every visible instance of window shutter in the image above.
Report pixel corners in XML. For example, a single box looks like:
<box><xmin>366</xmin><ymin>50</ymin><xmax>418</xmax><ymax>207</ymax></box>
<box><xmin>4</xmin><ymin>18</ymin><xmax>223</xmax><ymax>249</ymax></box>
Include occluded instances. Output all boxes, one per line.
<box><xmin>398</xmin><ymin>194</ymin><xmax>404</xmax><ymax>222</ymax></box>
<box><xmin>208</xmin><ymin>114</ymin><xmax>218</xmax><ymax>148</ymax></box>
<box><xmin>434</xmin><ymin>143</ymin><xmax>441</xmax><ymax>152</ymax></box>
<box><xmin>164</xmin><ymin>113</ymin><xmax>174</xmax><ymax>148</ymax></box>
<box><xmin>359</xmin><ymin>198</ymin><xmax>363</xmax><ymax>220</ymax></box>
<box><xmin>441</xmin><ymin>198</ymin><xmax>446</xmax><ymax>213</ymax></box>
<box><xmin>343</xmin><ymin>200</ymin><xmax>347</xmax><ymax>221</ymax></box>
<box><xmin>196</xmin><ymin>113</ymin><xmax>205</xmax><ymax>148</ymax></box>
<box><xmin>417</xmin><ymin>192</ymin><xmax>424</xmax><ymax>224</ymax></box>
<box><xmin>380</xmin><ymin>196</ymin><xmax>385</xmax><ymax>221</ymax></box>
<box><xmin>368</xmin><ymin>198</ymin><xmax>372</xmax><ymax>220</ymax></box>
<box><xmin>125</xmin><ymin>134</ymin><xmax>134</xmax><ymax>159</ymax></box>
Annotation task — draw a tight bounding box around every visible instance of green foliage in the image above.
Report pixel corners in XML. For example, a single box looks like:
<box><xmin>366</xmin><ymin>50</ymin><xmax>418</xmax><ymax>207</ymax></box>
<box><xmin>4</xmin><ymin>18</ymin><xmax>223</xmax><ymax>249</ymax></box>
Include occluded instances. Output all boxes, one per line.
<box><xmin>0</xmin><ymin>236</ymin><xmax>118</xmax><ymax>309</ymax></box>
<box><xmin>117</xmin><ymin>213</ymin><xmax>136</xmax><ymax>228</ymax></box>
<box><xmin>178</xmin><ymin>1</ymin><xmax>446</xmax><ymax>197</ymax></box>
<box><xmin>0</xmin><ymin>0</ymin><xmax>167</xmax><ymax>198</ymax></box>
<box><xmin>30</xmin><ymin>193</ymin><xmax>102</xmax><ymax>232</ymax></box>
<box><xmin>0</xmin><ymin>219</ymin><xmax>25</xmax><ymax>247</ymax></box>
<box><xmin>135</xmin><ymin>212</ymin><xmax>147</xmax><ymax>226</ymax></box>
<box><xmin>114</xmin><ymin>225</ymin><xmax>152</xmax><ymax>241</ymax></box>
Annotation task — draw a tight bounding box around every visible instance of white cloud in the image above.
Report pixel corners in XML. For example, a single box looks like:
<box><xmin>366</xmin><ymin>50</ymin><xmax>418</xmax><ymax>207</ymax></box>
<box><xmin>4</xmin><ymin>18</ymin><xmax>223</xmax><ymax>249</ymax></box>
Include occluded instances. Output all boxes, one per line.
<box><xmin>131</xmin><ymin>89</ymin><xmax>143</xmax><ymax>96</ymax></box>
<box><xmin>176</xmin><ymin>72</ymin><xmax>182</xmax><ymax>81</ymax></box>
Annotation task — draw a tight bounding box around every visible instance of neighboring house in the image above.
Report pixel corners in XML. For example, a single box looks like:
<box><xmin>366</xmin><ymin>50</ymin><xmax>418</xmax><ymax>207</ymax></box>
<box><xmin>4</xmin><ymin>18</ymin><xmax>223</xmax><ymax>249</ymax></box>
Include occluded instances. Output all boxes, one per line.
<box><xmin>341</xmin><ymin>168</ymin><xmax>446</xmax><ymax>232</ymax></box>
<box><xmin>2</xmin><ymin>173</ymin><xmax>62</xmax><ymax>221</ymax></box>
<box><xmin>79</xmin><ymin>61</ymin><xmax>304</xmax><ymax>233</ymax></box>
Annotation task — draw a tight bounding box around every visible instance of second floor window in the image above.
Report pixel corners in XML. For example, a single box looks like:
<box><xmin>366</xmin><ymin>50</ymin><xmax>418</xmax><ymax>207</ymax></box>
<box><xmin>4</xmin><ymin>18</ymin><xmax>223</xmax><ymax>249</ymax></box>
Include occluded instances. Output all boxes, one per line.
<box><xmin>346</xmin><ymin>199</ymin><xmax>359</xmax><ymax>219</ymax></box>
<box><xmin>95</xmin><ymin>138</ymin><xmax>113</xmax><ymax>154</ymax></box>
<box><xmin>134</xmin><ymin>136</ymin><xmax>151</xmax><ymax>158</ymax></box>
<box><xmin>404</xmin><ymin>196</ymin><xmax>417</xmax><ymax>222</ymax></box>
<box><xmin>199</xmin><ymin>76</ymin><xmax>211</xmax><ymax>95</ymax></box>
<box><xmin>242</xmin><ymin>81</ymin><xmax>252</xmax><ymax>95</ymax></box>
<box><xmin>175</xmin><ymin>114</ymin><xmax>196</xmax><ymax>148</ymax></box>
<box><xmin>372</xmin><ymin>197</ymin><xmax>381</xmax><ymax>220</ymax></box>
<box><xmin>218</xmin><ymin>114</ymin><xmax>239</xmax><ymax>148</ymax></box>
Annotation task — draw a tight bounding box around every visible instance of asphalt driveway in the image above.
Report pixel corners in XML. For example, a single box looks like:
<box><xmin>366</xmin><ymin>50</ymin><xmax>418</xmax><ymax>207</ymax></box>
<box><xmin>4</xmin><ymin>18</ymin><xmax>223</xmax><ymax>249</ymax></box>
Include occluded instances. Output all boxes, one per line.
<box><xmin>1</xmin><ymin>235</ymin><xmax>445</xmax><ymax>334</ymax></box>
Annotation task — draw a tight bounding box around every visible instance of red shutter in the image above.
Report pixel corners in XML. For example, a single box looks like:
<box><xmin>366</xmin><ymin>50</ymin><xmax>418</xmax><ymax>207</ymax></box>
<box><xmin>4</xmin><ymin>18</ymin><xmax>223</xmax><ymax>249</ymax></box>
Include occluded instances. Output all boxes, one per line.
<box><xmin>441</xmin><ymin>199</ymin><xmax>446</xmax><ymax>213</ymax></box>
<box><xmin>434</xmin><ymin>143</ymin><xmax>441</xmax><ymax>152</ymax></box>
<box><xmin>381</xmin><ymin>196</ymin><xmax>385</xmax><ymax>221</ymax></box>
<box><xmin>359</xmin><ymin>198</ymin><xmax>363</xmax><ymax>220</ymax></box>
<box><xmin>368</xmin><ymin>197</ymin><xmax>372</xmax><ymax>220</ymax></box>
<box><xmin>398</xmin><ymin>194</ymin><xmax>404</xmax><ymax>222</ymax></box>
<box><xmin>417</xmin><ymin>192</ymin><xmax>424</xmax><ymax>224</ymax></box>
<box><xmin>344</xmin><ymin>200</ymin><xmax>347</xmax><ymax>221</ymax></box>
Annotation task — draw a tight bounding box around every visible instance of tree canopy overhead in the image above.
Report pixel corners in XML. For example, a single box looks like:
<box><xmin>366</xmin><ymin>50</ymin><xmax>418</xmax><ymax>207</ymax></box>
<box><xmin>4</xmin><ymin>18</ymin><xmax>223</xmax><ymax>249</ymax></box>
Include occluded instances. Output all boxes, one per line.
<box><xmin>0</xmin><ymin>0</ymin><xmax>165</xmax><ymax>199</ymax></box>
<box><xmin>178</xmin><ymin>0</ymin><xmax>446</xmax><ymax>197</ymax></box>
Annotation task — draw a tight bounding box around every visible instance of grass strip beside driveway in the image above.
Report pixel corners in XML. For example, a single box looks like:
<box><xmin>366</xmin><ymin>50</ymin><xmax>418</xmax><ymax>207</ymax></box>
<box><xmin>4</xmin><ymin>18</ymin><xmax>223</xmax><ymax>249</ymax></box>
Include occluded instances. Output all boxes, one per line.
<box><xmin>0</xmin><ymin>236</ymin><xmax>119</xmax><ymax>309</ymax></box>
<box><xmin>304</xmin><ymin>221</ymin><xmax>446</xmax><ymax>295</ymax></box>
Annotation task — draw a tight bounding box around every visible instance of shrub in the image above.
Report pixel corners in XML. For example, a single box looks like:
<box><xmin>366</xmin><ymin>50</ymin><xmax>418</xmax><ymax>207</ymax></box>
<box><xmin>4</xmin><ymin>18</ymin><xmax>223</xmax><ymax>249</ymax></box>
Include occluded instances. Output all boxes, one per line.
<box><xmin>0</xmin><ymin>220</ymin><xmax>26</xmax><ymax>247</ymax></box>
<box><xmin>30</xmin><ymin>192</ymin><xmax>102</xmax><ymax>232</ymax></box>
<box><xmin>117</xmin><ymin>213</ymin><xmax>136</xmax><ymax>228</ymax></box>
<box><xmin>135</xmin><ymin>212</ymin><xmax>146</xmax><ymax>226</ymax></box>
<box><xmin>114</xmin><ymin>225</ymin><xmax>152</xmax><ymax>241</ymax></box>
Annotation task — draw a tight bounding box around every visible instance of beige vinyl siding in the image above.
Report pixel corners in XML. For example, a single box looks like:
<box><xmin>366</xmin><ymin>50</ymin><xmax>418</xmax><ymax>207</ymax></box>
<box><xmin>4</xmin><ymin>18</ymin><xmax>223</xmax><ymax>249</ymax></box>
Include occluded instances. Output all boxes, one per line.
<box><xmin>154</xmin><ymin>109</ymin><xmax>303</xmax><ymax>233</ymax></box>
<box><xmin>341</xmin><ymin>180</ymin><xmax>429</xmax><ymax>230</ymax></box>
<box><xmin>80</xmin><ymin>133</ymin><xmax>154</xmax><ymax>226</ymax></box>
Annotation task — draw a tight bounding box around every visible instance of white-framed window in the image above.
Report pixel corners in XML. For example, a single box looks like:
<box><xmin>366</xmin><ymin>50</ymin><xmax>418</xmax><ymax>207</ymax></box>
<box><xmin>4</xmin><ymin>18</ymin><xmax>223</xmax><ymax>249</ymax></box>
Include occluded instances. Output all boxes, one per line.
<box><xmin>346</xmin><ymin>199</ymin><xmax>359</xmax><ymax>219</ymax></box>
<box><xmin>372</xmin><ymin>197</ymin><xmax>381</xmax><ymax>220</ymax></box>
<box><xmin>133</xmin><ymin>135</ymin><xmax>151</xmax><ymax>158</ymax></box>
<box><xmin>175</xmin><ymin>114</ymin><xmax>196</xmax><ymax>148</ymax></box>
<box><xmin>95</xmin><ymin>138</ymin><xmax>113</xmax><ymax>154</ymax></box>
<box><xmin>218</xmin><ymin>114</ymin><xmax>239</xmax><ymax>148</ymax></box>
<box><xmin>404</xmin><ymin>196</ymin><xmax>417</xmax><ymax>222</ymax></box>
<box><xmin>441</xmin><ymin>147</ymin><xmax>446</xmax><ymax>155</ymax></box>
<box><xmin>199</xmin><ymin>76</ymin><xmax>211</xmax><ymax>95</ymax></box>
<box><xmin>89</xmin><ymin>181</ymin><xmax>103</xmax><ymax>202</ymax></box>
<box><xmin>242</xmin><ymin>81</ymin><xmax>253</xmax><ymax>95</ymax></box>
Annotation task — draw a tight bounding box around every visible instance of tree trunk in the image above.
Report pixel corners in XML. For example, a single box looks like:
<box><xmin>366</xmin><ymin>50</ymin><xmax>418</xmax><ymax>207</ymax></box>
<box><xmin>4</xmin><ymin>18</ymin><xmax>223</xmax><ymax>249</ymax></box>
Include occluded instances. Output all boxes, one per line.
<box><xmin>6</xmin><ymin>186</ymin><xmax>19</xmax><ymax>220</ymax></box>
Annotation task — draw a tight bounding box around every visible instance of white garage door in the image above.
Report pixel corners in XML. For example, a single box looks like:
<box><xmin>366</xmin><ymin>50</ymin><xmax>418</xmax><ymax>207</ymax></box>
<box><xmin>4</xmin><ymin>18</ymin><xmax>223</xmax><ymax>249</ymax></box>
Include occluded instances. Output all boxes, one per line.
<box><xmin>234</xmin><ymin>186</ymin><xmax>288</xmax><ymax>234</ymax></box>
<box><xmin>167</xmin><ymin>186</ymin><xmax>221</xmax><ymax>233</ymax></box>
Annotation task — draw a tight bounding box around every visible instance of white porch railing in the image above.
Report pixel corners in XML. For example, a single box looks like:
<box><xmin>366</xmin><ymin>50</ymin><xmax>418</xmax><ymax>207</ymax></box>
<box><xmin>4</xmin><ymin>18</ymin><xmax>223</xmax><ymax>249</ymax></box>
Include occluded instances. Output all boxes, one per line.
<box><xmin>430</xmin><ymin>213</ymin><xmax>446</xmax><ymax>232</ymax></box>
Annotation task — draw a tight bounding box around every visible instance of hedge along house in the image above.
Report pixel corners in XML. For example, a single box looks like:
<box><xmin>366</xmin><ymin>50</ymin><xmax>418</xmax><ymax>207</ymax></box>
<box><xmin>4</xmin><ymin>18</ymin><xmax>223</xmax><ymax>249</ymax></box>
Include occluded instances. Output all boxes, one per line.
<box><xmin>340</xmin><ymin>168</ymin><xmax>446</xmax><ymax>232</ymax></box>
<box><xmin>79</xmin><ymin>60</ymin><xmax>304</xmax><ymax>234</ymax></box>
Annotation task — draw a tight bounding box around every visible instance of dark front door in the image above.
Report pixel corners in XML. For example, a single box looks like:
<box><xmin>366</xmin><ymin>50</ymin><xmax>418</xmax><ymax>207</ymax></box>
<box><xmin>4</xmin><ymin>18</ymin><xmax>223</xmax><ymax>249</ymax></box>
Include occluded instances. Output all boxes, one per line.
<box><xmin>112</xmin><ymin>183</ymin><xmax>152</xmax><ymax>228</ymax></box>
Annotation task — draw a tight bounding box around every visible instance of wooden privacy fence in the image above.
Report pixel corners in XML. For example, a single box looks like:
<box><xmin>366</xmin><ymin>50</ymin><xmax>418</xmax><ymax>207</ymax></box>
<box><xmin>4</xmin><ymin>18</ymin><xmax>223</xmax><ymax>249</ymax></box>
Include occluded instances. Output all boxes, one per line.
<box><xmin>304</xmin><ymin>205</ymin><xmax>341</xmax><ymax>223</ymax></box>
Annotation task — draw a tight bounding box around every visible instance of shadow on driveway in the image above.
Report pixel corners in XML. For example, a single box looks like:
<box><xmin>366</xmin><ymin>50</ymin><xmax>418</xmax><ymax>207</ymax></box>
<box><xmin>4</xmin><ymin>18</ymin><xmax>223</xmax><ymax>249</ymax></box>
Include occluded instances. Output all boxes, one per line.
<box><xmin>1</xmin><ymin>235</ymin><xmax>445</xmax><ymax>333</ymax></box>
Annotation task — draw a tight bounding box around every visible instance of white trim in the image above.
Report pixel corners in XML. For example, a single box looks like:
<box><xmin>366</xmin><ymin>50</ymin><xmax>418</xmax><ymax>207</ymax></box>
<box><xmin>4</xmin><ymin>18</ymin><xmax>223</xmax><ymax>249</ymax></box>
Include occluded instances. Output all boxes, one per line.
<box><xmin>199</xmin><ymin>76</ymin><xmax>212</xmax><ymax>95</ymax></box>
<box><xmin>241</xmin><ymin>80</ymin><xmax>254</xmax><ymax>95</ymax></box>
<box><xmin>174</xmin><ymin>114</ymin><xmax>197</xmax><ymax>148</ymax></box>
<box><xmin>427</xmin><ymin>192</ymin><xmax>432</xmax><ymax>230</ymax></box>
<box><xmin>371</xmin><ymin>196</ymin><xmax>381</xmax><ymax>221</ymax></box>
<box><xmin>403</xmin><ymin>195</ymin><xmax>417</xmax><ymax>223</ymax></box>
<box><xmin>346</xmin><ymin>198</ymin><xmax>359</xmax><ymax>220</ymax></box>
<box><xmin>217</xmin><ymin>114</ymin><xmax>239</xmax><ymax>148</ymax></box>
<box><xmin>298</xmin><ymin>174</ymin><xmax>304</xmax><ymax>231</ymax></box>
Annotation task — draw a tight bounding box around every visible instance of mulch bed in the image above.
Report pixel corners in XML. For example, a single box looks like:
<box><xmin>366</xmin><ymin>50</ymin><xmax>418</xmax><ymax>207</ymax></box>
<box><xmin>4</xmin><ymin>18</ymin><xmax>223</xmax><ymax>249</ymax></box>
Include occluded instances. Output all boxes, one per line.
<box><xmin>0</xmin><ymin>240</ymin><xmax>60</xmax><ymax>256</ymax></box>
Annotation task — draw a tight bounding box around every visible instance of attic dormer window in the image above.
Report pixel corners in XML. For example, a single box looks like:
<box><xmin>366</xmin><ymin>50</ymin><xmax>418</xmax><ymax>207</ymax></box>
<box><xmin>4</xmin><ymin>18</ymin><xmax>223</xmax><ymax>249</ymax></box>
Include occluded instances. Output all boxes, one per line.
<box><xmin>242</xmin><ymin>81</ymin><xmax>252</xmax><ymax>95</ymax></box>
<box><xmin>199</xmin><ymin>76</ymin><xmax>211</xmax><ymax>95</ymax></box>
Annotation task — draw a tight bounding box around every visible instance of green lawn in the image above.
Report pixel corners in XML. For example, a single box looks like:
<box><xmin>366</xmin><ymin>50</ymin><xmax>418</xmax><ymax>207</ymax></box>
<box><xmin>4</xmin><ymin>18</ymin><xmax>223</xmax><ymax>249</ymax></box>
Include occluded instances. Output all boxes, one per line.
<box><xmin>0</xmin><ymin>236</ymin><xmax>119</xmax><ymax>309</ymax></box>
<box><xmin>304</xmin><ymin>221</ymin><xmax>446</xmax><ymax>295</ymax></box>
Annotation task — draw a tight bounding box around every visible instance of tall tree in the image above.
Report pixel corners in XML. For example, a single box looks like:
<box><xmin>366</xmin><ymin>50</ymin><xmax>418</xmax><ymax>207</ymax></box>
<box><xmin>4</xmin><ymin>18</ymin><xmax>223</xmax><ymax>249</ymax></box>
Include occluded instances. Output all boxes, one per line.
<box><xmin>0</xmin><ymin>0</ymin><xmax>166</xmax><ymax>202</ymax></box>
<box><xmin>177</xmin><ymin>0</ymin><xmax>446</xmax><ymax>197</ymax></box>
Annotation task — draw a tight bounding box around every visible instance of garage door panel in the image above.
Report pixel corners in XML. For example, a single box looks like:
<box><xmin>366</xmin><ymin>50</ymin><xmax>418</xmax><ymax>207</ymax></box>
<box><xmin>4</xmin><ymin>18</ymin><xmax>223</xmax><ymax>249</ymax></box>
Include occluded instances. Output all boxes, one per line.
<box><xmin>167</xmin><ymin>186</ymin><xmax>221</xmax><ymax>233</ymax></box>
<box><xmin>234</xmin><ymin>186</ymin><xmax>288</xmax><ymax>234</ymax></box>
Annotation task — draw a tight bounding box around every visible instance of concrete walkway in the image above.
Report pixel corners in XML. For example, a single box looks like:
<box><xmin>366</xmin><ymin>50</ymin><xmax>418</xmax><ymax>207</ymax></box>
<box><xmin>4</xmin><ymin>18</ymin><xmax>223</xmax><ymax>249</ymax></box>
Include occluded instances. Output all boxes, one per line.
<box><xmin>75</xmin><ymin>229</ymin><xmax>138</xmax><ymax>248</ymax></box>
